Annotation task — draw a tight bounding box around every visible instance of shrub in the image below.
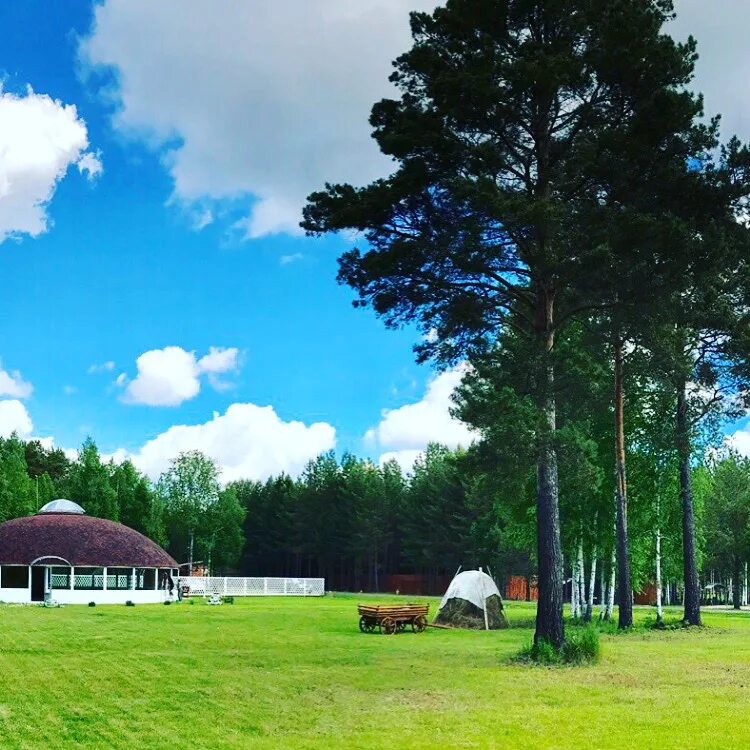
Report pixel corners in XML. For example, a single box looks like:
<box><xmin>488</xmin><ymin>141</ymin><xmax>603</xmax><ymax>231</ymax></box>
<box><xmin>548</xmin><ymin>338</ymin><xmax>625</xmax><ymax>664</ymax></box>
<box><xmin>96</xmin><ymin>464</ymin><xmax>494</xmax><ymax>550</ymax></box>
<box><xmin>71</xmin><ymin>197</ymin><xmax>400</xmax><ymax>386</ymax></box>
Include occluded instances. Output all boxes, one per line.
<box><xmin>88</xmin><ymin>601</ymin><xmax>96</xmax><ymax>608</ymax></box>
<box><xmin>518</xmin><ymin>626</ymin><xmax>600</xmax><ymax>666</ymax></box>
<box><xmin>222</xmin><ymin>596</ymin><xmax>234</xmax><ymax>604</ymax></box>
<box><xmin>561</xmin><ymin>626</ymin><xmax>600</xmax><ymax>665</ymax></box>
<box><xmin>126</xmin><ymin>600</ymin><xmax>135</xmax><ymax>607</ymax></box>
<box><xmin>164</xmin><ymin>600</ymin><xmax>172</xmax><ymax>606</ymax></box>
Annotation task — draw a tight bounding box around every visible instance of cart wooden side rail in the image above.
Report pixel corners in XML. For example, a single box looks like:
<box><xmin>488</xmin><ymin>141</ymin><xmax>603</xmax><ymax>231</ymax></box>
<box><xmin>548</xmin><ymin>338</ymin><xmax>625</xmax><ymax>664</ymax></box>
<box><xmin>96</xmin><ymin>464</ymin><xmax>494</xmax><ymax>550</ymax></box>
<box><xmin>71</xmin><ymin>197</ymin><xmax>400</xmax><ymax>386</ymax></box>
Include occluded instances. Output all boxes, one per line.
<box><xmin>357</xmin><ymin>603</ymin><xmax>430</xmax><ymax>634</ymax></box>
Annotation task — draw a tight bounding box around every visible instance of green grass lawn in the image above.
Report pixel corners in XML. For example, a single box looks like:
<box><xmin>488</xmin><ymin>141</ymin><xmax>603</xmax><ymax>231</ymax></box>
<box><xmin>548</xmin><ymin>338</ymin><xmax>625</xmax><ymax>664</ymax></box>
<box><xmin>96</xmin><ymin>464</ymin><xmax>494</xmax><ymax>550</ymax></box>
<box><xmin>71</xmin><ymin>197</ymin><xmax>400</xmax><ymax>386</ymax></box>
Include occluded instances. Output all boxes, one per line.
<box><xmin>1</xmin><ymin>595</ymin><xmax>749</xmax><ymax>749</ymax></box>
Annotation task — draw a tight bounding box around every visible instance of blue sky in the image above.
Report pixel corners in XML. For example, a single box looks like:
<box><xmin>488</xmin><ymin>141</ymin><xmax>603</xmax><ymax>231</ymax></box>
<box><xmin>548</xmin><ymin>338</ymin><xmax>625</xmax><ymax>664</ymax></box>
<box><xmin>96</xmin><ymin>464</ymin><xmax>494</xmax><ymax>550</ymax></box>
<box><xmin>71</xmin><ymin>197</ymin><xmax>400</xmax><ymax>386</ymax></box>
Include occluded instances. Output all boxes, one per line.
<box><xmin>0</xmin><ymin>1</ymin><xmax>748</xmax><ymax>480</ymax></box>
<box><xmin>0</xmin><ymin>0</ymin><xmax>469</xmax><ymax>481</ymax></box>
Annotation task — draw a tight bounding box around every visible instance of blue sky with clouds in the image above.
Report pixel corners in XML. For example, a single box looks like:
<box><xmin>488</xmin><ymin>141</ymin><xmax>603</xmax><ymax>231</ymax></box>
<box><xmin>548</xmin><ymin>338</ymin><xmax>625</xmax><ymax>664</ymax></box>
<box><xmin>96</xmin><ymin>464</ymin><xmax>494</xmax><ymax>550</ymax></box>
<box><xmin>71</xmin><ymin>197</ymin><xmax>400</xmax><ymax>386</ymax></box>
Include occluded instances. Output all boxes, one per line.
<box><xmin>0</xmin><ymin>0</ymin><xmax>748</xmax><ymax>480</ymax></box>
<box><xmin>0</xmin><ymin>0</ymin><xmax>475</xmax><ymax>481</ymax></box>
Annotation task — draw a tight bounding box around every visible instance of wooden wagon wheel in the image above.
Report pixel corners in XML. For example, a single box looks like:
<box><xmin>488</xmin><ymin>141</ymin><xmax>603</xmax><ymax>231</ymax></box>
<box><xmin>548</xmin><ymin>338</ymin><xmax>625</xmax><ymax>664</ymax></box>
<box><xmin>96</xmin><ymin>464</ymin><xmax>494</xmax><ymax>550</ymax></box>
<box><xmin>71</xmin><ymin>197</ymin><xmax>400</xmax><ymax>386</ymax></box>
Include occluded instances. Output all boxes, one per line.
<box><xmin>359</xmin><ymin>616</ymin><xmax>371</xmax><ymax>633</ymax></box>
<box><xmin>412</xmin><ymin>615</ymin><xmax>428</xmax><ymax>633</ymax></box>
<box><xmin>380</xmin><ymin>616</ymin><xmax>397</xmax><ymax>635</ymax></box>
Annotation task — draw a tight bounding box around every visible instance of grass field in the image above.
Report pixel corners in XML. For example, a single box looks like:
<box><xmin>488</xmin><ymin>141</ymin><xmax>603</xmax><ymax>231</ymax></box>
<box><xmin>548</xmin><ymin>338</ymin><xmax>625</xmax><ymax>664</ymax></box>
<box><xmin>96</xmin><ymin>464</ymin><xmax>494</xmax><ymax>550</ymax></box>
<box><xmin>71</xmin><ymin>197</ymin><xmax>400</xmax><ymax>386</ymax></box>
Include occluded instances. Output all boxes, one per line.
<box><xmin>1</xmin><ymin>595</ymin><xmax>750</xmax><ymax>749</ymax></box>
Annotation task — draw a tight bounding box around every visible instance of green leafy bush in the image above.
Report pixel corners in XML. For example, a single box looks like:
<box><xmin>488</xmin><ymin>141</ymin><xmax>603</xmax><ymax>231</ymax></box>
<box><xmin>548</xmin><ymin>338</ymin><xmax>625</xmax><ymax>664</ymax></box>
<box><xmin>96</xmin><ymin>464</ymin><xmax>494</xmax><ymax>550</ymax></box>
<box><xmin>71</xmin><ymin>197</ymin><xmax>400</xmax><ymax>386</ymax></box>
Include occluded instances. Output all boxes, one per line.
<box><xmin>88</xmin><ymin>602</ymin><xmax>96</xmax><ymax>608</ymax></box>
<box><xmin>518</xmin><ymin>626</ymin><xmax>600</xmax><ymax>666</ymax></box>
<box><xmin>126</xmin><ymin>601</ymin><xmax>135</xmax><ymax>607</ymax></box>
<box><xmin>222</xmin><ymin>596</ymin><xmax>234</xmax><ymax>604</ymax></box>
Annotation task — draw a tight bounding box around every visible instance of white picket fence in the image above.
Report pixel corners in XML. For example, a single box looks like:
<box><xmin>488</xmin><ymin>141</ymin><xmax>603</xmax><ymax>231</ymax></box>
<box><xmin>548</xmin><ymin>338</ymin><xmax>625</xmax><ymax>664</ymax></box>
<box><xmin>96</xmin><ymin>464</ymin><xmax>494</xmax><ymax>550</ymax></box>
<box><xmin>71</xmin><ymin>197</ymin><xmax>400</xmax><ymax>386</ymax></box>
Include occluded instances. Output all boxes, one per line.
<box><xmin>177</xmin><ymin>576</ymin><xmax>325</xmax><ymax>597</ymax></box>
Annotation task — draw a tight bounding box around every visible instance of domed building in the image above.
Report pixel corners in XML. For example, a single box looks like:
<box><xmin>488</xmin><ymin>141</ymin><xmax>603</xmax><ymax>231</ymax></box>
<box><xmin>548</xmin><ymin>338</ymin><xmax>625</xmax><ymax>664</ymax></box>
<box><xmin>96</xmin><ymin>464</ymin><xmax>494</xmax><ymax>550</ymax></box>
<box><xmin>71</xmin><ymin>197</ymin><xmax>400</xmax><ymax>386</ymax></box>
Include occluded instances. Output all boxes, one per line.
<box><xmin>0</xmin><ymin>500</ymin><xmax>178</xmax><ymax>604</ymax></box>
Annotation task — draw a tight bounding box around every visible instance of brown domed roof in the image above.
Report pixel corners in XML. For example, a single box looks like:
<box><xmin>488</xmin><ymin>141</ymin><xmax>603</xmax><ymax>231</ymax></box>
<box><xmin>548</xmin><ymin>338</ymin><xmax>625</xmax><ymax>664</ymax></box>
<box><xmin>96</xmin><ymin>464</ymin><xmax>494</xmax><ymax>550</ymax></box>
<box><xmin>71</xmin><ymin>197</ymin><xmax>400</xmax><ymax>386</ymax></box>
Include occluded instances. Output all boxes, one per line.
<box><xmin>0</xmin><ymin>513</ymin><xmax>177</xmax><ymax>568</ymax></box>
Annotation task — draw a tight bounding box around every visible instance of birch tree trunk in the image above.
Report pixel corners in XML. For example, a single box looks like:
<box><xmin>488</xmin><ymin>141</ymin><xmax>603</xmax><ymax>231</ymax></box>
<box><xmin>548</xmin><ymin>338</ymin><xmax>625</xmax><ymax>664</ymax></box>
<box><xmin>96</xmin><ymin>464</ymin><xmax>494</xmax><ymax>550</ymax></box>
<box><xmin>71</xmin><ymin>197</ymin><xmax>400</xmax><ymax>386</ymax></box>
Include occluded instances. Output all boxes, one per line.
<box><xmin>655</xmin><ymin>521</ymin><xmax>663</xmax><ymax>625</ymax></box>
<box><xmin>614</xmin><ymin>338</ymin><xmax>633</xmax><ymax>628</ymax></box>
<box><xmin>605</xmin><ymin>544</ymin><xmax>616</xmax><ymax>621</ymax></box>
<box><xmin>571</xmin><ymin>564</ymin><xmax>579</xmax><ymax>619</ymax></box>
<box><xmin>677</xmin><ymin>380</ymin><xmax>701</xmax><ymax>626</ymax></box>
<box><xmin>577</xmin><ymin>539</ymin><xmax>586</xmax><ymax>620</ymax></box>
<box><xmin>599</xmin><ymin>563</ymin><xmax>607</xmax><ymax>621</ymax></box>
<box><xmin>585</xmin><ymin>548</ymin><xmax>597</xmax><ymax>623</ymax></box>
<box><xmin>534</xmin><ymin>296</ymin><xmax>564</xmax><ymax>649</ymax></box>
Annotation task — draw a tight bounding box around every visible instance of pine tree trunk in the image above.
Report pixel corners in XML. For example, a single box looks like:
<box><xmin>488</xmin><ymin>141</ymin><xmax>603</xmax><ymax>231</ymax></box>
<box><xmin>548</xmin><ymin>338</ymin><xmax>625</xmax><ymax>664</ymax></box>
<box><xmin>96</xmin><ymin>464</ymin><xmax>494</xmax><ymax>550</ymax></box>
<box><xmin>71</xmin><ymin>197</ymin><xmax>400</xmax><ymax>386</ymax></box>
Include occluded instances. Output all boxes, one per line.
<box><xmin>534</xmin><ymin>298</ymin><xmax>564</xmax><ymax>649</ymax></box>
<box><xmin>677</xmin><ymin>381</ymin><xmax>701</xmax><ymax>626</ymax></box>
<box><xmin>614</xmin><ymin>339</ymin><xmax>633</xmax><ymax>628</ymax></box>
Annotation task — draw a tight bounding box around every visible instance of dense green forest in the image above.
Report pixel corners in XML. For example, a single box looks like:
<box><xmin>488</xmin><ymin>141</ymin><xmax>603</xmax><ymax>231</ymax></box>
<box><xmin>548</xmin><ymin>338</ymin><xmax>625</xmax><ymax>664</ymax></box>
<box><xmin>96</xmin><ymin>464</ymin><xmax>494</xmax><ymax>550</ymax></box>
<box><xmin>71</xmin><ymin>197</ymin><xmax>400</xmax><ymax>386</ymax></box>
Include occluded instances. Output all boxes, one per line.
<box><xmin>2</xmin><ymin>395</ymin><xmax>750</xmax><ymax>613</ymax></box>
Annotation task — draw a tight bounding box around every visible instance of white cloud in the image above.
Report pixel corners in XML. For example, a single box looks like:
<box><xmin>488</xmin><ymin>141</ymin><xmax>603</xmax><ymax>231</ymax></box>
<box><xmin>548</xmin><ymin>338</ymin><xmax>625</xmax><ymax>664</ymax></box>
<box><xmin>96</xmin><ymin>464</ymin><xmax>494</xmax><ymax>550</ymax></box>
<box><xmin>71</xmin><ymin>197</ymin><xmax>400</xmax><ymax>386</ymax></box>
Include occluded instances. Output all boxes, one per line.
<box><xmin>728</xmin><ymin>426</ymin><xmax>750</xmax><ymax>457</ymax></box>
<box><xmin>88</xmin><ymin>360</ymin><xmax>116</xmax><ymax>374</ymax></box>
<box><xmin>280</xmin><ymin>253</ymin><xmax>304</xmax><ymax>266</ymax></box>
<box><xmin>0</xmin><ymin>87</ymin><xmax>100</xmax><ymax>242</ymax></box>
<box><xmin>116</xmin><ymin>402</ymin><xmax>336</xmax><ymax>482</ymax></box>
<box><xmin>0</xmin><ymin>366</ymin><xmax>33</xmax><ymax>399</ymax></box>
<box><xmin>0</xmin><ymin>400</ymin><xmax>33</xmax><ymax>437</ymax></box>
<box><xmin>119</xmin><ymin>345</ymin><xmax>240</xmax><ymax>406</ymax></box>
<box><xmin>77</xmin><ymin>150</ymin><xmax>104</xmax><ymax>180</ymax></box>
<box><xmin>365</xmin><ymin>365</ymin><xmax>476</xmax><ymax>470</ymax></box>
<box><xmin>671</xmin><ymin>2</ymin><xmax>750</xmax><ymax>140</ymax></box>
<box><xmin>80</xmin><ymin>0</ymin><xmax>436</xmax><ymax>238</ymax></box>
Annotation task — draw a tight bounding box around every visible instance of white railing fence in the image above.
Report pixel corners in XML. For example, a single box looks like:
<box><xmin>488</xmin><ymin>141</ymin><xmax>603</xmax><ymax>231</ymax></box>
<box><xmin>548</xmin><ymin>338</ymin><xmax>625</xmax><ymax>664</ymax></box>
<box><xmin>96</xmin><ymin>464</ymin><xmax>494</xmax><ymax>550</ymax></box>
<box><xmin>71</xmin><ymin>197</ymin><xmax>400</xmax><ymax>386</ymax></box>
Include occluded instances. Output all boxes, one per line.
<box><xmin>177</xmin><ymin>576</ymin><xmax>325</xmax><ymax>597</ymax></box>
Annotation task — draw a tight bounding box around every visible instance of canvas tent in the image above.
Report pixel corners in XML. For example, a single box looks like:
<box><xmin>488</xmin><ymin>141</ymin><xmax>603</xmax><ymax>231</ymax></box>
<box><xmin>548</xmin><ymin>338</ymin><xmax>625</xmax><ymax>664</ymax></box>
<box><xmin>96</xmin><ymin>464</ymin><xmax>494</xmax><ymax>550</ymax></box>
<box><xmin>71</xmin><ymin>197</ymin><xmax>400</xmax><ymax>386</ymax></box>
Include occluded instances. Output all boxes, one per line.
<box><xmin>434</xmin><ymin>569</ymin><xmax>509</xmax><ymax>629</ymax></box>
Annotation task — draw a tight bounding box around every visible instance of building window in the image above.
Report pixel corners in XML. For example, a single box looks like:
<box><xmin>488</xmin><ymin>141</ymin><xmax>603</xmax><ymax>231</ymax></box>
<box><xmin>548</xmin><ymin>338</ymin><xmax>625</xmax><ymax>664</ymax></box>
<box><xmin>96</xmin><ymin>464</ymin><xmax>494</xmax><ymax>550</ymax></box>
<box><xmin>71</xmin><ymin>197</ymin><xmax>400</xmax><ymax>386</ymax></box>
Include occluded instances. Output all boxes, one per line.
<box><xmin>74</xmin><ymin>567</ymin><xmax>104</xmax><ymax>590</ymax></box>
<box><xmin>107</xmin><ymin>567</ymin><xmax>133</xmax><ymax>590</ymax></box>
<box><xmin>135</xmin><ymin>568</ymin><xmax>155</xmax><ymax>590</ymax></box>
<box><xmin>1</xmin><ymin>565</ymin><xmax>28</xmax><ymax>589</ymax></box>
<box><xmin>51</xmin><ymin>567</ymin><xmax>71</xmax><ymax>589</ymax></box>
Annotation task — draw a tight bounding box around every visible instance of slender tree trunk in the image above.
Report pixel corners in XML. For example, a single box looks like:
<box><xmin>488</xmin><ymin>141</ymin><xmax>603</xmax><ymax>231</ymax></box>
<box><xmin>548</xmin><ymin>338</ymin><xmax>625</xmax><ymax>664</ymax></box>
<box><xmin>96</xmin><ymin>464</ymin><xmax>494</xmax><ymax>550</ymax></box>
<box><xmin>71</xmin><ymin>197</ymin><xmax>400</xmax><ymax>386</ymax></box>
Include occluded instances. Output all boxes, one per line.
<box><xmin>665</xmin><ymin>580</ymin><xmax>671</xmax><ymax>606</ymax></box>
<box><xmin>733</xmin><ymin>557</ymin><xmax>742</xmax><ymax>610</ymax></box>
<box><xmin>677</xmin><ymin>381</ymin><xmax>701</xmax><ymax>626</ymax></box>
<box><xmin>571</xmin><ymin>562</ymin><xmax>579</xmax><ymax>619</ymax></box>
<box><xmin>655</xmin><ymin>516</ymin><xmax>663</xmax><ymax>625</ymax></box>
<box><xmin>585</xmin><ymin>548</ymin><xmax>597</xmax><ymax>623</ymax></box>
<box><xmin>614</xmin><ymin>339</ymin><xmax>633</xmax><ymax>628</ymax></box>
<box><xmin>605</xmin><ymin>544</ymin><xmax>616</xmax><ymax>621</ymax></box>
<box><xmin>188</xmin><ymin>529</ymin><xmax>194</xmax><ymax>575</ymax></box>
<box><xmin>744</xmin><ymin>563</ymin><xmax>748</xmax><ymax>607</ymax></box>
<box><xmin>599</xmin><ymin>563</ymin><xmax>606</xmax><ymax>621</ymax></box>
<box><xmin>577</xmin><ymin>538</ymin><xmax>586</xmax><ymax>619</ymax></box>
<box><xmin>534</xmin><ymin>297</ymin><xmax>564</xmax><ymax>649</ymax></box>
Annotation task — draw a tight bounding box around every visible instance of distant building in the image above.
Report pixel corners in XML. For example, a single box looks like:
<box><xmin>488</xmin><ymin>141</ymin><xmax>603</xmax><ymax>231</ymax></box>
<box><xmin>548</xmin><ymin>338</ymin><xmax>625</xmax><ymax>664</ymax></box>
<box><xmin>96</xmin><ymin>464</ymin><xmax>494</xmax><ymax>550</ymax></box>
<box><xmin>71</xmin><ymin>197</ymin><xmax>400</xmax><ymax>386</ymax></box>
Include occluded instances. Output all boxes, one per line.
<box><xmin>0</xmin><ymin>499</ymin><xmax>178</xmax><ymax>604</ymax></box>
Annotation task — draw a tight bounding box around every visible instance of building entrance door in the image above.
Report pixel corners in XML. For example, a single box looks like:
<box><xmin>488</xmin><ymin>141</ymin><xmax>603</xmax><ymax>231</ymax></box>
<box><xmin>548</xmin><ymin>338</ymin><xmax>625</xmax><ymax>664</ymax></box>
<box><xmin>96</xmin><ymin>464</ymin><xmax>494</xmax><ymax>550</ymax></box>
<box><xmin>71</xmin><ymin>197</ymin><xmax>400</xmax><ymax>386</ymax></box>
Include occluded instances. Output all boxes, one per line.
<box><xmin>31</xmin><ymin>566</ymin><xmax>46</xmax><ymax>602</ymax></box>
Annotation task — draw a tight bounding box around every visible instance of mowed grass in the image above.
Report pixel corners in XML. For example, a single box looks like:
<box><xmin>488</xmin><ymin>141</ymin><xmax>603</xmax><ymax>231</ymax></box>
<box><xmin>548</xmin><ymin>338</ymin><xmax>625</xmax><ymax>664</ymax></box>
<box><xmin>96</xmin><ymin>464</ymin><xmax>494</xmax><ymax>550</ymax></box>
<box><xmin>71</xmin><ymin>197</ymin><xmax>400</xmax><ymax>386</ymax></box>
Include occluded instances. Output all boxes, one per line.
<box><xmin>1</xmin><ymin>596</ymin><xmax>750</xmax><ymax>749</ymax></box>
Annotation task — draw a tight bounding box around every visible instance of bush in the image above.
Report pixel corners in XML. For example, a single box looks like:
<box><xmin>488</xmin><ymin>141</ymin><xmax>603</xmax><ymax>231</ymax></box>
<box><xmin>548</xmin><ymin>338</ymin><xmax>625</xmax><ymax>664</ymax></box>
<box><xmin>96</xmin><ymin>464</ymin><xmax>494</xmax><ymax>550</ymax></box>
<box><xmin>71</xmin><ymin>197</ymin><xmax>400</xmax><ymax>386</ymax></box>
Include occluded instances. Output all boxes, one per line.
<box><xmin>518</xmin><ymin>626</ymin><xmax>600</xmax><ymax>666</ymax></box>
<box><xmin>164</xmin><ymin>600</ymin><xmax>172</xmax><ymax>606</ymax></box>
<box><xmin>88</xmin><ymin>601</ymin><xmax>96</xmax><ymax>608</ymax></box>
<box><xmin>222</xmin><ymin>596</ymin><xmax>234</xmax><ymax>604</ymax></box>
<box><xmin>126</xmin><ymin>600</ymin><xmax>135</xmax><ymax>607</ymax></box>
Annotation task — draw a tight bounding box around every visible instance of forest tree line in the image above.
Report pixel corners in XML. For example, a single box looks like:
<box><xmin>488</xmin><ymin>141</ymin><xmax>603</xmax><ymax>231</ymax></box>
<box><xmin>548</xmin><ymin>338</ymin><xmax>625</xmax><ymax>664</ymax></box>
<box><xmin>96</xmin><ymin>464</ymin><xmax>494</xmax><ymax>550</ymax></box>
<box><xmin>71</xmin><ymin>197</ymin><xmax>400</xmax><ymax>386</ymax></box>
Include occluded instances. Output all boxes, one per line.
<box><xmin>2</xmin><ymin>419</ymin><xmax>750</xmax><ymax>610</ymax></box>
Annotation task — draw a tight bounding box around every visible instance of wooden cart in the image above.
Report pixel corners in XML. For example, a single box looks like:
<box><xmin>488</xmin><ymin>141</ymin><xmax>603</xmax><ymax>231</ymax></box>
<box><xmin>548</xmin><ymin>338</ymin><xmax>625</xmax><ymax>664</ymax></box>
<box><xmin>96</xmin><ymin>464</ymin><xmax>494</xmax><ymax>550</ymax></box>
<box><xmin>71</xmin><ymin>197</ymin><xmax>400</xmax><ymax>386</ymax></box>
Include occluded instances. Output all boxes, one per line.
<box><xmin>357</xmin><ymin>603</ymin><xmax>429</xmax><ymax>634</ymax></box>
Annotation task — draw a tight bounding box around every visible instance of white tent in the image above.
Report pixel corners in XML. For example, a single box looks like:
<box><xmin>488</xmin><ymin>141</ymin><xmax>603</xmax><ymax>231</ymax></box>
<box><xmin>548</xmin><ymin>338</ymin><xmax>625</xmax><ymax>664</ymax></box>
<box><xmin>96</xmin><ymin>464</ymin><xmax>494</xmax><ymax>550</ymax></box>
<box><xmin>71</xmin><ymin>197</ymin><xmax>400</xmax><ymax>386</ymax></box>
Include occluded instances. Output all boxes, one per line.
<box><xmin>436</xmin><ymin>569</ymin><xmax>508</xmax><ymax>629</ymax></box>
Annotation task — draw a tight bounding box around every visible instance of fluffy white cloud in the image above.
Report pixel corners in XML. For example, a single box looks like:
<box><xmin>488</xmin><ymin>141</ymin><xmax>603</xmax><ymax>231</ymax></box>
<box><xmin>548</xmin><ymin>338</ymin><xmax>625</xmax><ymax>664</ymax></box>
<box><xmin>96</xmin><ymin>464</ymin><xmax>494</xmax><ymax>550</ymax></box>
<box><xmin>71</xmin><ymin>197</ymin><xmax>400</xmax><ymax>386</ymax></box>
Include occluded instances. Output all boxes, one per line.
<box><xmin>119</xmin><ymin>345</ymin><xmax>239</xmax><ymax>406</ymax></box>
<box><xmin>117</xmin><ymin>402</ymin><xmax>336</xmax><ymax>482</ymax></box>
<box><xmin>0</xmin><ymin>87</ymin><xmax>100</xmax><ymax>242</ymax></box>
<box><xmin>0</xmin><ymin>400</ymin><xmax>33</xmax><ymax>437</ymax></box>
<box><xmin>0</xmin><ymin>366</ymin><xmax>33</xmax><ymax>399</ymax></box>
<box><xmin>671</xmin><ymin>2</ymin><xmax>750</xmax><ymax>140</ymax></box>
<box><xmin>80</xmin><ymin>0</ymin><xmax>435</xmax><ymax>238</ymax></box>
<box><xmin>365</xmin><ymin>365</ymin><xmax>476</xmax><ymax>470</ymax></box>
<box><xmin>728</xmin><ymin>426</ymin><xmax>750</xmax><ymax>457</ymax></box>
